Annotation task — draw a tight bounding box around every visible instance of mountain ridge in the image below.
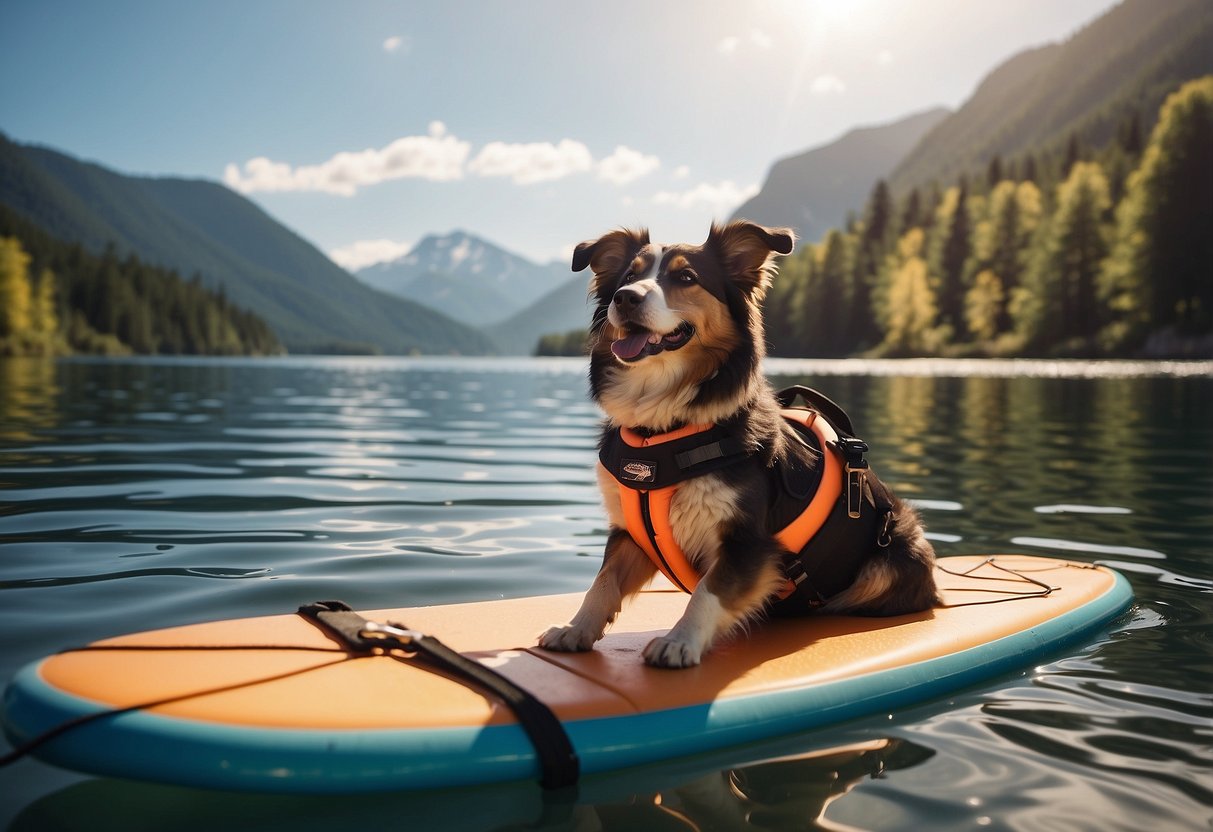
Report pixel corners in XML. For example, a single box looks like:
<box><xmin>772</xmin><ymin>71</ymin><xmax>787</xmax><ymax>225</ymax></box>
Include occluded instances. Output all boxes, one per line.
<box><xmin>731</xmin><ymin>107</ymin><xmax>951</xmax><ymax>242</ymax></box>
<box><xmin>888</xmin><ymin>0</ymin><xmax>1213</xmax><ymax>193</ymax></box>
<box><xmin>357</xmin><ymin>230</ymin><xmax>568</xmax><ymax>327</ymax></box>
<box><xmin>0</xmin><ymin>135</ymin><xmax>495</xmax><ymax>354</ymax></box>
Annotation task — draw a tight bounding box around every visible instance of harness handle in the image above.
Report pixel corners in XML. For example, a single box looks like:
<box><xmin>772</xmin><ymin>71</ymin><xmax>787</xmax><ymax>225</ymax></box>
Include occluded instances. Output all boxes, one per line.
<box><xmin>775</xmin><ymin>386</ymin><xmax>857</xmax><ymax>437</ymax></box>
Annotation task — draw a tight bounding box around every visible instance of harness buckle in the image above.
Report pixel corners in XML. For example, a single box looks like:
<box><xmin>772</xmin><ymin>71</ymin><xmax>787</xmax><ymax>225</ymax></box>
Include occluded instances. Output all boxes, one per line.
<box><xmin>359</xmin><ymin>620</ymin><xmax>424</xmax><ymax>653</ymax></box>
<box><xmin>836</xmin><ymin>438</ymin><xmax>870</xmax><ymax>519</ymax></box>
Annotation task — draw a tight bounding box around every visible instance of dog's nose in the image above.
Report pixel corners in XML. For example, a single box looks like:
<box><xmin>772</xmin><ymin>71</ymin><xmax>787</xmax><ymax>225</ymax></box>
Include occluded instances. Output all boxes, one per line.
<box><xmin>613</xmin><ymin>287</ymin><xmax>642</xmax><ymax>311</ymax></box>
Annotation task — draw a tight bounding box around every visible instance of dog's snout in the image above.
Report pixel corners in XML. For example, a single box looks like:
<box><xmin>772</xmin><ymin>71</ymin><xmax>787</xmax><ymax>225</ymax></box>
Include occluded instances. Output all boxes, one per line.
<box><xmin>613</xmin><ymin>287</ymin><xmax>643</xmax><ymax>311</ymax></box>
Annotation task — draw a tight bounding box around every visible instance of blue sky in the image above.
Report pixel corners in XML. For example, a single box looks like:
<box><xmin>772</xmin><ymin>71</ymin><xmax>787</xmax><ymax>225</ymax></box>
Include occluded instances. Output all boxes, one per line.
<box><xmin>1</xmin><ymin>0</ymin><xmax>1119</xmax><ymax>269</ymax></box>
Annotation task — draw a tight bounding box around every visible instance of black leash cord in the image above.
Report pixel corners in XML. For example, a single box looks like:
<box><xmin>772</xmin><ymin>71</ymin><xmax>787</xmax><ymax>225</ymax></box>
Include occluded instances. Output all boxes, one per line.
<box><xmin>936</xmin><ymin>557</ymin><xmax>1060</xmax><ymax>607</ymax></box>
<box><xmin>2</xmin><ymin>603</ymin><xmax>581</xmax><ymax>791</ymax></box>
<box><xmin>0</xmin><ymin>653</ymin><xmax>348</xmax><ymax>769</ymax></box>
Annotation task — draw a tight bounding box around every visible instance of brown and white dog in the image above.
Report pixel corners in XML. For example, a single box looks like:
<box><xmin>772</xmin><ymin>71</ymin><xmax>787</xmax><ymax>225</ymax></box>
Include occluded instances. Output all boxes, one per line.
<box><xmin>539</xmin><ymin>221</ymin><xmax>938</xmax><ymax>668</ymax></box>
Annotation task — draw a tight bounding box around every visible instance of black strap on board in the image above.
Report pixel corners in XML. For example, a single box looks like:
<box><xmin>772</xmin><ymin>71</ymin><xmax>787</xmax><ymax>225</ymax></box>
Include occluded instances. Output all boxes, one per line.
<box><xmin>297</xmin><ymin>600</ymin><xmax>580</xmax><ymax>790</ymax></box>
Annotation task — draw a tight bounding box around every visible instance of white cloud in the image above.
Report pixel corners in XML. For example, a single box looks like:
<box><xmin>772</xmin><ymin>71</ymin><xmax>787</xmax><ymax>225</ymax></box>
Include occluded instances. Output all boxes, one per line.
<box><xmin>467</xmin><ymin>139</ymin><xmax>593</xmax><ymax>185</ymax></box>
<box><xmin>597</xmin><ymin>145</ymin><xmax>660</xmax><ymax>186</ymax></box>
<box><xmin>653</xmin><ymin>180</ymin><xmax>759</xmax><ymax>214</ymax></box>
<box><xmin>225</xmin><ymin>130</ymin><xmax>660</xmax><ymax>194</ymax></box>
<box><xmin>876</xmin><ymin>49</ymin><xmax>894</xmax><ymax>66</ymax></box>
<box><xmin>810</xmin><ymin>74</ymin><xmax>847</xmax><ymax>95</ymax></box>
<box><xmin>383</xmin><ymin>35</ymin><xmax>404</xmax><ymax>52</ymax></box>
<box><xmin>672</xmin><ymin>165</ymin><xmax>691</xmax><ymax>179</ymax></box>
<box><xmin>329</xmin><ymin>239</ymin><xmax>414</xmax><ymax>271</ymax></box>
<box><xmin>224</xmin><ymin>122</ymin><xmax>469</xmax><ymax>196</ymax></box>
<box><xmin>718</xmin><ymin>29</ymin><xmax>772</xmax><ymax>57</ymax></box>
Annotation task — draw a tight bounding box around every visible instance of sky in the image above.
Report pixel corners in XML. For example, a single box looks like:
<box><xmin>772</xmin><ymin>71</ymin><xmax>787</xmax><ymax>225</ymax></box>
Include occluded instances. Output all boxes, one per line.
<box><xmin>1</xmin><ymin>0</ymin><xmax>1121</xmax><ymax>270</ymax></box>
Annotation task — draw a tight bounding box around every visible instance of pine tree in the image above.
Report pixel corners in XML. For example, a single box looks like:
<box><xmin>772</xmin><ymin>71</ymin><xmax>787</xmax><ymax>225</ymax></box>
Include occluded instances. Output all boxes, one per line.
<box><xmin>966</xmin><ymin>270</ymin><xmax>1005</xmax><ymax>342</ymax></box>
<box><xmin>1100</xmin><ymin>76</ymin><xmax>1213</xmax><ymax>351</ymax></box>
<box><xmin>849</xmin><ymin>181</ymin><xmax>893</xmax><ymax>349</ymax></box>
<box><xmin>1064</xmin><ymin>133</ymin><xmax>1083</xmax><ymax>174</ymax></box>
<box><xmin>966</xmin><ymin>180</ymin><xmax>1043</xmax><ymax>338</ymax></box>
<box><xmin>0</xmin><ymin>237</ymin><xmax>32</xmax><ymax>338</ymax></box>
<box><xmin>899</xmin><ymin>188</ymin><xmax>924</xmax><ymax>235</ymax></box>
<box><xmin>1017</xmin><ymin>162</ymin><xmax>1112</xmax><ymax>351</ymax></box>
<box><xmin>928</xmin><ymin>183</ymin><xmax>971</xmax><ymax>340</ymax></box>
<box><xmin>986</xmin><ymin>155</ymin><xmax>1003</xmax><ymax>189</ymax></box>
<box><xmin>809</xmin><ymin>230</ymin><xmax>854</xmax><ymax>355</ymax></box>
<box><xmin>29</xmin><ymin>268</ymin><xmax>59</xmax><ymax>336</ymax></box>
<box><xmin>879</xmin><ymin>229</ymin><xmax>944</xmax><ymax>355</ymax></box>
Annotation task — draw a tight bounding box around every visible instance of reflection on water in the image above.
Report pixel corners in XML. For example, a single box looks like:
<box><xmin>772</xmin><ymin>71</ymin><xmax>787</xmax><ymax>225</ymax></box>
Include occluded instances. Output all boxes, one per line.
<box><xmin>0</xmin><ymin>356</ymin><xmax>1211</xmax><ymax>829</ymax></box>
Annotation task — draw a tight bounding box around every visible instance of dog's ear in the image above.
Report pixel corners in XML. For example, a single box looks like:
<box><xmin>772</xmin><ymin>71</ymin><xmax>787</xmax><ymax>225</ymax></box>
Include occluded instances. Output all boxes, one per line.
<box><xmin>706</xmin><ymin>221</ymin><xmax>795</xmax><ymax>302</ymax></box>
<box><xmin>572</xmin><ymin>228</ymin><xmax>650</xmax><ymax>301</ymax></box>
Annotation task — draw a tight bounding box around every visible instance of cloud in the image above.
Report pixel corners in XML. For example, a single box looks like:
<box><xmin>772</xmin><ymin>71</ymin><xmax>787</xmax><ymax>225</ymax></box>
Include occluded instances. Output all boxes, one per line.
<box><xmin>383</xmin><ymin>35</ymin><xmax>404</xmax><ymax>52</ymax></box>
<box><xmin>810</xmin><ymin>74</ymin><xmax>847</xmax><ymax>95</ymax></box>
<box><xmin>224</xmin><ymin>122</ymin><xmax>469</xmax><ymax>196</ymax></box>
<box><xmin>329</xmin><ymin>239</ymin><xmax>414</xmax><ymax>271</ymax></box>
<box><xmin>718</xmin><ymin>29</ymin><xmax>772</xmax><ymax>57</ymax></box>
<box><xmin>876</xmin><ymin>49</ymin><xmax>894</xmax><ymax>66</ymax></box>
<box><xmin>652</xmin><ymin>180</ymin><xmax>759</xmax><ymax>214</ymax></box>
<box><xmin>226</xmin><ymin>130</ymin><xmax>660</xmax><ymax>194</ymax></box>
<box><xmin>597</xmin><ymin>145</ymin><xmax>660</xmax><ymax>186</ymax></box>
<box><xmin>672</xmin><ymin>165</ymin><xmax>690</xmax><ymax>179</ymax></box>
<box><xmin>467</xmin><ymin>139</ymin><xmax>593</xmax><ymax>185</ymax></box>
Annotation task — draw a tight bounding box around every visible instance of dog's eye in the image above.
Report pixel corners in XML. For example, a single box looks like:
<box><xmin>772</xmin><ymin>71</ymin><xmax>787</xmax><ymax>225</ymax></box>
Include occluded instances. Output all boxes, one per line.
<box><xmin>621</xmin><ymin>270</ymin><xmax>636</xmax><ymax>284</ymax></box>
<box><xmin>676</xmin><ymin>269</ymin><xmax>697</xmax><ymax>284</ymax></box>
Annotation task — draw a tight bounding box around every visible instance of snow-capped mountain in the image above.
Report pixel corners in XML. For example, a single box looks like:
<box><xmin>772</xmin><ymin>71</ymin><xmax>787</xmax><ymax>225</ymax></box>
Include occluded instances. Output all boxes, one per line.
<box><xmin>356</xmin><ymin>231</ymin><xmax>570</xmax><ymax>326</ymax></box>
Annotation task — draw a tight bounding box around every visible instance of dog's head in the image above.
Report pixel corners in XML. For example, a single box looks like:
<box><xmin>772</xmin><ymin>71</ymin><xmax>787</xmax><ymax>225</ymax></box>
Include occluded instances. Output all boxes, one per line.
<box><xmin>575</xmin><ymin>221</ymin><xmax>794</xmax><ymax>428</ymax></box>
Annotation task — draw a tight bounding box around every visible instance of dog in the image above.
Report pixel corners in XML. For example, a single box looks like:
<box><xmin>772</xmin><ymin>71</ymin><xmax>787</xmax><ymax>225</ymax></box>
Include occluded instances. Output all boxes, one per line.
<box><xmin>539</xmin><ymin>221</ymin><xmax>938</xmax><ymax>668</ymax></box>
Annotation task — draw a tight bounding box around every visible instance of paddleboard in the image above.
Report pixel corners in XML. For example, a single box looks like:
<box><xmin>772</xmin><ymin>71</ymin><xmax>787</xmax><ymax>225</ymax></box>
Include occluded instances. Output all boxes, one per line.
<box><xmin>1</xmin><ymin>555</ymin><xmax>1132</xmax><ymax>793</ymax></box>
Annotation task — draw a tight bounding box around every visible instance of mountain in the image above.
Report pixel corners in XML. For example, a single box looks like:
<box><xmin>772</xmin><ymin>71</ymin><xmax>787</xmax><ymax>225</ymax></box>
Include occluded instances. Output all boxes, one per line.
<box><xmin>357</xmin><ymin>231</ymin><xmax>570</xmax><ymax>326</ymax></box>
<box><xmin>0</xmin><ymin>135</ymin><xmax>495</xmax><ymax>354</ymax></box>
<box><xmin>487</xmin><ymin>273</ymin><xmax>594</xmax><ymax>355</ymax></box>
<box><xmin>730</xmin><ymin>108</ymin><xmax>950</xmax><ymax>243</ymax></box>
<box><xmin>888</xmin><ymin>0</ymin><xmax>1213</xmax><ymax>193</ymax></box>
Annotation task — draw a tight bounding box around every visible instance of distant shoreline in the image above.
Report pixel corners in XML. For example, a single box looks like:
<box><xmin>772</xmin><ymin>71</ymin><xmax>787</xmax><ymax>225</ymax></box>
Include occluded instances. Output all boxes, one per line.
<box><xmin>20</xmin><ymin>353</ymin><xmax>1212</xmax><ymax>380</ymax></box>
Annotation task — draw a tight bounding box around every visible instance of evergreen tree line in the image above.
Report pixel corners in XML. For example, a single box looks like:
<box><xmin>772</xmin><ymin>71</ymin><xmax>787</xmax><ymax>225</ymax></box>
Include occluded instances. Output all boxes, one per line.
<box><xmin>0</xmin><ymin>205</ymin><xmax>282</xmax><ymax>357</ymax></box>
<box><xmin>767</xmin><ymin>77</ymin><xmax>1213</xmax><ymax>359</ymax></box>
<box><xmin>534</xmin><ymin>328</ymin><xmax>589</xmax><ymax>357</ymax></box>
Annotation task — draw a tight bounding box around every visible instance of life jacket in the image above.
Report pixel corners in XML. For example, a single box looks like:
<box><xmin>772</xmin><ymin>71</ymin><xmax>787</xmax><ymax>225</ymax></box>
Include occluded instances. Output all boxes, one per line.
<box><xmin>598</xmin><ymin>386</ymin><xmax>895</xmax><ymax>611</ymax></box>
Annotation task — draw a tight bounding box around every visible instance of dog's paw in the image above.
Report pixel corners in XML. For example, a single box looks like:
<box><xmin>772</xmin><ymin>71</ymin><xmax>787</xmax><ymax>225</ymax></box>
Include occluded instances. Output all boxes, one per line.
<box><xmin>538</xmin><ymin>624</ymin><xmax>599</xmax><ymax>652</ymax></box>
<box><xmin>643</xmin><ymin>634</ymin><xmax>703</xmax><ymax>668</ymax></box>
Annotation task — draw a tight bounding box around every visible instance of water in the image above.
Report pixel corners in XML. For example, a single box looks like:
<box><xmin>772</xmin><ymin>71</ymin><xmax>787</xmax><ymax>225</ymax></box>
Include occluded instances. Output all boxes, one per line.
<box><xmin>0</xmin><ymin>355</ymin><xmax>1210</xmax><ymax>830</ymax></box>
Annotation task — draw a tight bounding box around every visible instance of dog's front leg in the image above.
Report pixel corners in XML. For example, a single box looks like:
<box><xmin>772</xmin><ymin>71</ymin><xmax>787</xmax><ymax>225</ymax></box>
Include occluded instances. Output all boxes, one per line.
<box><xmin>644</xmin><ymin>529</ymin><xmax>786</xmax><ymax>668</ymax></box>
<box><xmin>539</xmin><ymin>529</ymin><xmax>655</xmax><ymax>652</ymax></box>
<box><xmin>642</xmin><ymin>583</ymin><xmax>734</xmax><ymax>668</ymax></box>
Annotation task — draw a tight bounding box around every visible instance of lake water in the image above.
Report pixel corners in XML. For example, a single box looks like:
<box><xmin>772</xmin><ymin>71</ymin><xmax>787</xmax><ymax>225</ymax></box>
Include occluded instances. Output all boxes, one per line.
<box><xmin>0</xmin><ymin>355</ymin><xmax>1210</xmax><ymax>830</ymax></box>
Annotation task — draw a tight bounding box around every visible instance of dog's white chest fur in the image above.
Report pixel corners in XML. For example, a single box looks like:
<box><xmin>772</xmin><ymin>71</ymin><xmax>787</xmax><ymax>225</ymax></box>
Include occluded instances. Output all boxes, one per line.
<box><xmin>597</xmin><ymin>466</ymin><xmax>738</xmax><ymax>574</ymax></box>
<box><xmin>668</xmin><ymin>475</ymin><xmax>739</xmax><ymax>570</ymax></box>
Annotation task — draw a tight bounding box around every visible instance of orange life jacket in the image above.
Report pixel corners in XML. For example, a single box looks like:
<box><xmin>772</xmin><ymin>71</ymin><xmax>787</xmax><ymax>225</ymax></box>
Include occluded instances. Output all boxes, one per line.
<box><xmin>598</xmin><ymin>388</ymin><xmax>892</xmax><ymax>609</ymax></box>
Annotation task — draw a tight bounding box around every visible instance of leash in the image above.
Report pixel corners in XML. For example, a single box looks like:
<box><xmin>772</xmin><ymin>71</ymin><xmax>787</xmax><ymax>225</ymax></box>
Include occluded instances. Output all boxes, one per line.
<box><xmin>935</xmin><ymin>557</ymin><xmax>1063</xmax><ymax>606</ymax></box>
<box><xmin>1</xmin><ymin>602</ymin><xmax>581</xmax><ymax>790</ymax></box>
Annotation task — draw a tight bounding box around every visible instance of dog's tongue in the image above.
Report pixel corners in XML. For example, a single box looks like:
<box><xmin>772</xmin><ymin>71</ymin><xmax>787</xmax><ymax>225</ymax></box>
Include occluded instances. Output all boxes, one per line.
<box><xmin>611</xmin><ymin>332</ymin><xmax>651</xmax><ymax>360</ymax></box>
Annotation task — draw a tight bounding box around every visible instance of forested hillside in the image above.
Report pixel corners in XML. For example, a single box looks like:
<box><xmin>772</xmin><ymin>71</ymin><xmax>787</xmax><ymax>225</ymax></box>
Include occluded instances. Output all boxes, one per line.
<box><xmin>766</xmin><ymin>77</ymin><xmax>1213</xmax><ymax>359</ymax></box>
<box><xmin>888</xmin><ymin>0</ymin><xmax>1213</xmax><ymax>194</ymax></box>
<box><xmin>0</xmin><ymin>206</ymin><xmax>281</xmax><ymax>356</ymax></box>
<box><xmin>0</xmin><ymin>136</ymin><xmax>496</xmax><ymax>355</ymax></box>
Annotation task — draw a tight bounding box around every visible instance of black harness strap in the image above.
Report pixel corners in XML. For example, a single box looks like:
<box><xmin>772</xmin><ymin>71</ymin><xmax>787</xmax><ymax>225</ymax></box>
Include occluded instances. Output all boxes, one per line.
<box><xmin>599</xmin><ymin>425</ymin><xmax>750</xmax><ymax>490</ymax></box>
<box><xmin>297</xmin><ymin>601</ymin><xmax>580</xmax><ymax>790</ymax></box>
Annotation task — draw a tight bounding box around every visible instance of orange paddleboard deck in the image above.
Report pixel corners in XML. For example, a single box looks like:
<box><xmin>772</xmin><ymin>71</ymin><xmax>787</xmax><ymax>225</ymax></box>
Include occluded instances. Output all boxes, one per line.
<box><xmin>1</xmin><ymin>555</ymin><xmax>1132</xmax><ymax>793</ymax></box>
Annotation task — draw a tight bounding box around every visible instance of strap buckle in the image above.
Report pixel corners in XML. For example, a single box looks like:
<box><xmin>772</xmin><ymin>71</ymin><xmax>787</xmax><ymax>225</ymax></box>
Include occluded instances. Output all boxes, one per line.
<box><xmin>359</xmin><ymin>620</ymin><xmax>423</xmax><ymax>653</ymax></box>
<box><xmin>836</xmin><ymin>438</ymin><xmax>870</xmax><ymax>519</ymax></box>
